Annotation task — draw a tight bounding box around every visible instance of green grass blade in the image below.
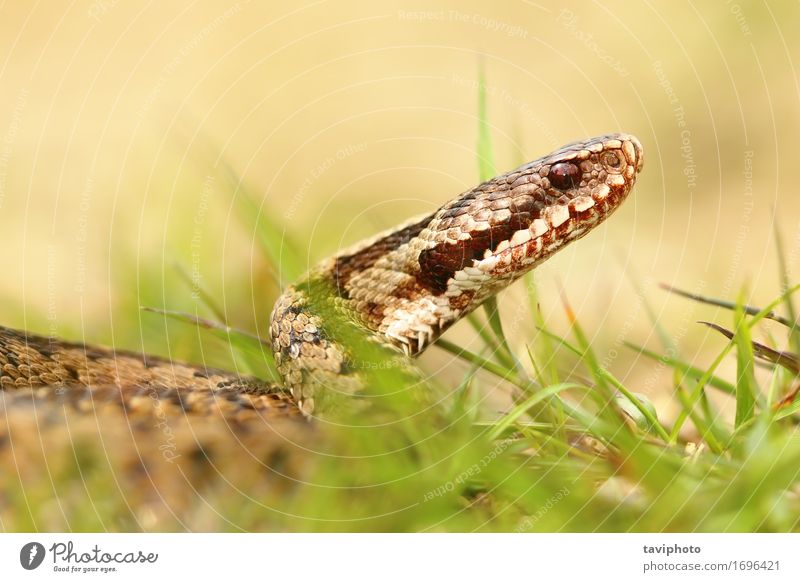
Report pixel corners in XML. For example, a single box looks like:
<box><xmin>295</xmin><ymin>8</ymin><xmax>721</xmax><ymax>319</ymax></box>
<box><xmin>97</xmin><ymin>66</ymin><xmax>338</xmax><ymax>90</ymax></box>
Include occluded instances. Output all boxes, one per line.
<box><xmin>773</xmin><ymin>219</ymin><xmax>800</xmax><ymax>350</ymax></box>
<box><xmin>744</xmin><ymin>283</ymin><xmax>800</xmax><ymax>329</ymax></box>
<box><xmin>525</xmin><ymin>274</ymin><xmax>561</xmax><ymax>386</ymax></box>
<box><xmin>560</xmin><ymin>292</ymin><xmax>611</xmax><ymax>396</ymax></box>
<box><xmin>669</xmin><ymin>341</ymin><xmax>735</xmax><ymax>444</ymax></box>
<box><xmin>172</xmin><ymin>261</ymin><xmax>227</xmax><ymax>323</ymax></box>
<box><xmin>672</xmin><ymin>376</ymin><xmax>725</xmax><ymax>453</ymax></box>
<box><xmin>629</xmin><ymin>274</ymin><xmax>674</xmax><ymax>352</ymax></box>
<box><xmin>236</xmin><ymin>187</ymin><xmax>305</xmax><ymax>285</ymax></box>
<box><xmin>212</xmin><ymin>158</ymin><xmax>305</xmax><ymax>285</ymax></box>
<box><xmin>141</xmin><ymin>306</ymin><xmax>279</xmax><ymax>380</ymax></box>
<box><xmin>488</xmin><ymin>383</ymin><xmax>583</xmax><ymax>440</ymax></box>
<box><xmin>483</xmin><ymin>296</ymin><xmax>528</xmax><ymax>379</ymax></box>
<box><xmin>474</xmin><ymin>62</ymin><xmax>516</xmax><ymax>377</ymax></box>
<box><xmin>733</xmin><ymin>293</ymin><xmax>757</xmax><ymax>427</ymax></box>
<box><xmin>669</xmin><ymin>283</ymin><xmax>800</xmax><ymax>439</ymax></box>
<box><xmin>466</xmin><ymin>310</ymin><xmax>514</xmax><ymax>369</ymax></box>
<box><xmin>436</xmin><ymin>338</ymin><xmax>525</xmax><ymax>390</ymax></box>
<box><xmin>535</xmin><ymin>326</ymin><xmax>584</xmax><ymax>359</ymax></box>
<box><xmin>624</xmin><ymin>342</ymin><xmax>735</xmax><ymax>395</ymax></box>
<box><xmin>601</xmin><ymin>370</ymin><xmax>670</xmax><ymax>441</ymax></box>
<box><xmin>476</xmin><ymin>62</ymin><xmax>496</xmax><ymax>182</ymax></box>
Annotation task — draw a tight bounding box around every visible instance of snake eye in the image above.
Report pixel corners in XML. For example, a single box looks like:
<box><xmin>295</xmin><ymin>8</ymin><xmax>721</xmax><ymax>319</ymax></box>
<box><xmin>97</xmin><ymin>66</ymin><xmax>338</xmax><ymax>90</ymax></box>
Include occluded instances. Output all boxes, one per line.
<box><xmin>547</xmin><ymin>162</ymin><xmax>581</xmax><ymax>191</ymax></box>
<box><xmin>602</xmin><ymin>151</ymin><xmax>624</xmax><ymax>172</ymax></box>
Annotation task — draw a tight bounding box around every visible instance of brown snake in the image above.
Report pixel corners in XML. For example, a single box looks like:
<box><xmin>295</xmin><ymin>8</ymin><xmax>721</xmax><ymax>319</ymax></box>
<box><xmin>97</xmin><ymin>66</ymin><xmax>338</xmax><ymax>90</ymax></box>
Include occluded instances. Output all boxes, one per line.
<box><xmin>0</xmin><ymin>134</ymin><xmax>643</xmax><ymax>428</ymax></box>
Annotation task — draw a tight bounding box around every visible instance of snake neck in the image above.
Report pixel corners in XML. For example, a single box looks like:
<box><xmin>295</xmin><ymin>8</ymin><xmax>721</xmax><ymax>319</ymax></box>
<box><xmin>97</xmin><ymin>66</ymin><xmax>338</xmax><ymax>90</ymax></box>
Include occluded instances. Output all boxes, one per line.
<box><xmin>269</xmin><ymin>134</ymin><xmax>643</xmax><ymax>413</ymax></box>
<box><xmin>269</xmin><ymin>275</ymin><xmax>401</xmax><ymax>414</ymax></box>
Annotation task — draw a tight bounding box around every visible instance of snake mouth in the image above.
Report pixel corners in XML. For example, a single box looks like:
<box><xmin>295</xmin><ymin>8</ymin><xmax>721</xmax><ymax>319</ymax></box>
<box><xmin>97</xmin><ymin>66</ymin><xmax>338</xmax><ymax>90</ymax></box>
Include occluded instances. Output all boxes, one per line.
<box><xmin>473</xmin><ymin>193</ymin><xmax>607</xmax><ymax>274</ymax></box>
<box><xmin>479</xmin><ymin>195</ymin><xmax>600</xmax><ymax>261</ymax></box>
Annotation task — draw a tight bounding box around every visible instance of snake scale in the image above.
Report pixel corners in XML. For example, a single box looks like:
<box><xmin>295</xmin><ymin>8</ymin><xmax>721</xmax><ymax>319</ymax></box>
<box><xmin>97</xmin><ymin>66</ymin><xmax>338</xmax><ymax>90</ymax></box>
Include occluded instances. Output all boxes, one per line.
<box><xmin>0</xmin><ymin>133</ymin><xmax>643</xmax><ymax>434</ymax></box>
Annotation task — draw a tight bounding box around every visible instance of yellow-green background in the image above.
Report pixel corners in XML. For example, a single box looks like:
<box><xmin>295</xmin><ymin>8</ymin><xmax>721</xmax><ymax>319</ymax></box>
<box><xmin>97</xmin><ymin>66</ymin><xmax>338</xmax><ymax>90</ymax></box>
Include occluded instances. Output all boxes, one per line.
<box><xmin>0</xmin><ymin>1</ymin><xmax>798</xmax><ymax>420</ymax></box>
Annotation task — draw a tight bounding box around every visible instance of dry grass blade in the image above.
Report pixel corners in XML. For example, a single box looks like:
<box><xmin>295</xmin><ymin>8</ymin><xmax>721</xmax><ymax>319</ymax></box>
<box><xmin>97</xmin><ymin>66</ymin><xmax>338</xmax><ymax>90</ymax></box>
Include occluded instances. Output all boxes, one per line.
<box><xmin>662</xmin><ymin>283</ymin><xmax>794</xmax><ymax>328</ymax></box>
<box><xmin>699</xmin><ymin>321</ymin><xmax>800</xmax><ymax>375</ymax></box>
<box><xmin>141</xmin><ymin>306</ymin><xmax>269</xmax><ymax>345</ymax></box>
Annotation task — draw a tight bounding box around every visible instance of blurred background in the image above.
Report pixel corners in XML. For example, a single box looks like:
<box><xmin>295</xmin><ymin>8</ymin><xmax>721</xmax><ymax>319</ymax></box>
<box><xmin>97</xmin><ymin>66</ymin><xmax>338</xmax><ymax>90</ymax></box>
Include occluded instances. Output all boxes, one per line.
<box><xmin>0</xmin><ymin>1</ymin><xmax>798</xmax><ymax>420</ymax></box>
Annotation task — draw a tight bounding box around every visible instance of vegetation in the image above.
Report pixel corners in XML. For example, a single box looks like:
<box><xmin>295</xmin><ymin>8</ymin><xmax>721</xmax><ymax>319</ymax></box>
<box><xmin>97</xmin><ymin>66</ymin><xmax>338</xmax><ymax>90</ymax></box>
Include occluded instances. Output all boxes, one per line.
<box><xmin>2</xmin><ymin>77</ymin><xmax>799</xmax><ymax>533</ymax></box>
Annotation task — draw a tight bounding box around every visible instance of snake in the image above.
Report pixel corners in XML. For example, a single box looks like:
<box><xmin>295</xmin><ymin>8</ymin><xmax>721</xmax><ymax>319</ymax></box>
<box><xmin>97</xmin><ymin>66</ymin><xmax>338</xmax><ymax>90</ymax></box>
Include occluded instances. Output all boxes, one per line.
<box><xmin>0</xmin><ymin>133</ymin><xmax>643</xmax><ymax>429</ymax></box>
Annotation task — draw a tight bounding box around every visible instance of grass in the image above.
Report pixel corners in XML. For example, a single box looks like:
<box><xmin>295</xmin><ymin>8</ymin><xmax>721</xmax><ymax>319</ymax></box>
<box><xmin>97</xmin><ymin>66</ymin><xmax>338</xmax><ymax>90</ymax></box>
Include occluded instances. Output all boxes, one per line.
<box><xmin>2</xmin><ymin>75</ymin><xmax>800</xmax><ymax>533</ymax></box>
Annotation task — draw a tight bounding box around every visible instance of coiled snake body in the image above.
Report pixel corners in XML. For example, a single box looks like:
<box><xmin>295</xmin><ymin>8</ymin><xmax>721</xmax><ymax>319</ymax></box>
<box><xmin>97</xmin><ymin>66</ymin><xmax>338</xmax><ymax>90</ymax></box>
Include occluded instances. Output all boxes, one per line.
<box><xmin>0</xmin><ymin>134</ymin><xmax>643</xmax><ymax>426</ymax></box>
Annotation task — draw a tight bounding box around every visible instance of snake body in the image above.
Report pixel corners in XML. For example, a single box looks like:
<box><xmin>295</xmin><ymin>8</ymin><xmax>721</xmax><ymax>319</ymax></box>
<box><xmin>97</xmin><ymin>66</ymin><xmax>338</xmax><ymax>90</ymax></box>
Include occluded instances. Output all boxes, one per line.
<box><xmin>0</xmin><ymin>133</ymin><xmax>643</xmax><ymax>423</ymax></box>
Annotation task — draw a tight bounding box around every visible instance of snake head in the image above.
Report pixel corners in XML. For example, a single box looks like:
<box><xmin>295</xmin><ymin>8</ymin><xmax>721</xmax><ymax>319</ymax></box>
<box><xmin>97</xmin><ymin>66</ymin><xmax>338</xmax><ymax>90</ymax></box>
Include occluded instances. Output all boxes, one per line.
<box><xmin>417</xmin><ymin>133</ymin><xmax>643</xmax><ymax>306</ymax></box>
<box><xmin>301</xmin><ymin>133</ymin><xmax>643</xmax><ymax>360</ymax></box>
